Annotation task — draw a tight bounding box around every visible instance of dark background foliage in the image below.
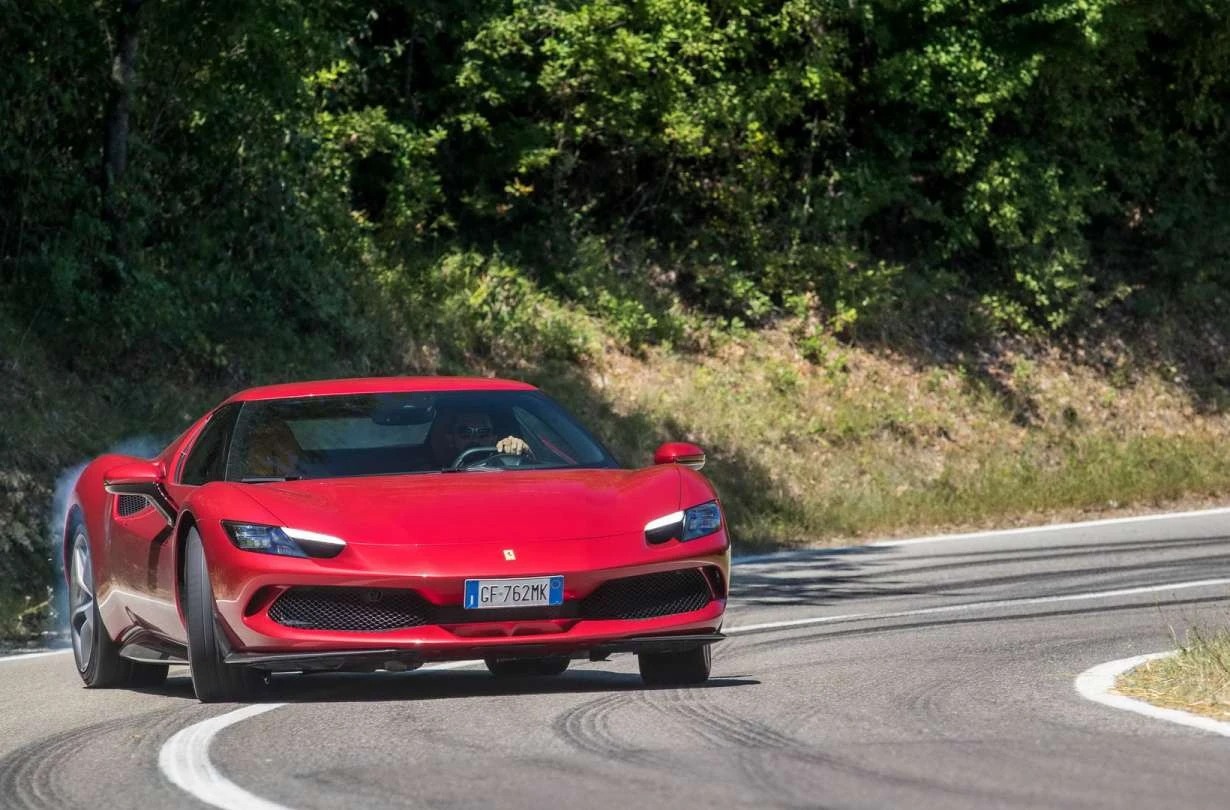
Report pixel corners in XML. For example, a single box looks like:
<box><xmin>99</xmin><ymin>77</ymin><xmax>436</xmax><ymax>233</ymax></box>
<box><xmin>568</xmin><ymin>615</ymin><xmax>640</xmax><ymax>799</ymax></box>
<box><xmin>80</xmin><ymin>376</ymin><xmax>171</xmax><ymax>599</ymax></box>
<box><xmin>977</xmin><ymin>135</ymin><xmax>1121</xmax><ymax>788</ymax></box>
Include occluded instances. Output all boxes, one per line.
<box><xmin>3</xmin><ymin>0</ymin><xmax>1229</xmax><ymax>368</ymax></box>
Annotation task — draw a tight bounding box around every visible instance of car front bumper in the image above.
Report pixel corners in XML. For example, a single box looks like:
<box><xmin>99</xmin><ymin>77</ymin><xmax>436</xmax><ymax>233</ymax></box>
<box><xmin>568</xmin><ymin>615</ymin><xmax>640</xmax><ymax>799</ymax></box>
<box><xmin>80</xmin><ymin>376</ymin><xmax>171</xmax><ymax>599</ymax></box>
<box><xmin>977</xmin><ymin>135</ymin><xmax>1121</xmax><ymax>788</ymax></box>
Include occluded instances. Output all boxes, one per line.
<box><xmin>202</xmin><ymin>524</ymin><xmax>731</xmax><ymax>662</ymax></box>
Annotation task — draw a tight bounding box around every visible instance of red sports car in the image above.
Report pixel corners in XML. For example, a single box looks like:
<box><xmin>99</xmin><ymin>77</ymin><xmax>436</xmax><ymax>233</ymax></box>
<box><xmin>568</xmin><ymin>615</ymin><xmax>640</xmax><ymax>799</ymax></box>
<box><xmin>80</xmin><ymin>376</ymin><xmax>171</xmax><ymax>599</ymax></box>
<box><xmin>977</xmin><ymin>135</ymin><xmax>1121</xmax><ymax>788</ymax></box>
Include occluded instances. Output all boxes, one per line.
<box><xmin>64</xmin><ymin>377</ymin><xmax>729</xmax><ymax>701</ymax></box>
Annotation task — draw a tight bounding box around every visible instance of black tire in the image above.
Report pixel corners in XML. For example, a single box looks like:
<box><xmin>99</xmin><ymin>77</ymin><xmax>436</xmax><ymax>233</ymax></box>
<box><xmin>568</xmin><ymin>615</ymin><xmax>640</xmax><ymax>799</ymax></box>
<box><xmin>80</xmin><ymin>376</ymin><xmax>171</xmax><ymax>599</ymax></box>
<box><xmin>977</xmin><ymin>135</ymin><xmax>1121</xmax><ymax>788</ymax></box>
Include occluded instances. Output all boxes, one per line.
<box><xmin>184</xmin><ymin>528</ymin><xmax>264</xmax><ymax>702</ymax></box>
<box><xmin>484</xmin><ymin>656</ymin><xmax>570</xmax><ymax>677</ymax></box>
<box><xmin>638</xmin><ymin>645</ymin><xmax>712</xmax><ymax>686</ymax></box>
<box><xmin>68</xmin><ymin>521</ymin><xmax>168</xmax><ymax>689</ymax></box>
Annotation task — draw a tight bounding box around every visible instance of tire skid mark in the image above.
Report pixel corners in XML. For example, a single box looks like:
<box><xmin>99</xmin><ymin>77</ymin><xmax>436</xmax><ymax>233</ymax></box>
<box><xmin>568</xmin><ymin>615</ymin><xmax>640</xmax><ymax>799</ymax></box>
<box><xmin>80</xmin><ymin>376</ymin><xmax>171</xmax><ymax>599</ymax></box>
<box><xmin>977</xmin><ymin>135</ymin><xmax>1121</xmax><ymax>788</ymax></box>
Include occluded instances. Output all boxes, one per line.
<box><xmin>717</xmin><ymin>628</ymin><xmax>1080</xmax><ymax>807</ymax></box>
<box><xmin>0</xmin><ymin>707</ymin><xmax>192</xmax><ymax>810</ymax></box>
<box><xmin>645</xmin><ymin>646</ymin><xmax>1034</xmax><ymax>808</ymax></box>
<box><xmin>692</xmin><ymin>636</ymin><xmax>834</xmax><ymax>734</ymax></box>
<box><xmin>551</xmin><ymin>693</ymin><xmax>660</xmax><ymax>767</ymax></box>
<box><xmin>644</xmin><ymin>687</ymin><xmax>796</xmax><ymax>750</ymax></box>
<box><xmin>683</xmin><ymin>691</ymin><xmax>983</xmax><ymax>806</ymax></box>
<box><xmin>905</xmin><ymin>667</ymin><xmax>977</xmax><ymax>739</ymax></box>
<box><xmin>641</xmin><ymin>688</ymin><xmax>817</xmax><ymax>803</ymax></box>
<box><xmin>0</xmin><ymin>729</ymin><xmax>77</xmax><ymax>809</ymax></box>
<box><xmin>719</xmin><ymin>634</ymin><xmax>913</xmax><ymax>738</ymax></box>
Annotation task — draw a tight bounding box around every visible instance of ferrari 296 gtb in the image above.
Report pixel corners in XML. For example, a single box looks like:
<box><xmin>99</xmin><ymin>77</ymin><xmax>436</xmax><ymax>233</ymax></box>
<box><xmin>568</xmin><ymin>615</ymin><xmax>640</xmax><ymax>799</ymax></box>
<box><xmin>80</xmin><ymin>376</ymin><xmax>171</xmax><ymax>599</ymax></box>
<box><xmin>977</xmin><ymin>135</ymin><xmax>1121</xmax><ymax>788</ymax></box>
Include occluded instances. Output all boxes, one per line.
<box><xmin>64</xmin><ymin>377</ymin><xmax>729</xmax><ymax>701</ymax></box>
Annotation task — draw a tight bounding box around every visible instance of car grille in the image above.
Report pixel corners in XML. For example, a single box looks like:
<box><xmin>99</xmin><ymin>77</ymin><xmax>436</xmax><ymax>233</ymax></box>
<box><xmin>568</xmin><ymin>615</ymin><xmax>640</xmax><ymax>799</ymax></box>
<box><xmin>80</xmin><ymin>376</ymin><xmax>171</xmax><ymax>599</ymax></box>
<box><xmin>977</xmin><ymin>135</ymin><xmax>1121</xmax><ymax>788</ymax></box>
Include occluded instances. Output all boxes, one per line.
<box><xmin>268</xmin><ymin>587</ymin><xmax>432</xmax><ymax>632</ymax></box>
<box><xmin>267</xmin><ymin>569</ymin><xmax>716</xmax><ymax>631</ymax></box>
<box><xmin>579</xmin><ymin>568</ymin><xmax>714</xmax><ymax>620</ymax></box>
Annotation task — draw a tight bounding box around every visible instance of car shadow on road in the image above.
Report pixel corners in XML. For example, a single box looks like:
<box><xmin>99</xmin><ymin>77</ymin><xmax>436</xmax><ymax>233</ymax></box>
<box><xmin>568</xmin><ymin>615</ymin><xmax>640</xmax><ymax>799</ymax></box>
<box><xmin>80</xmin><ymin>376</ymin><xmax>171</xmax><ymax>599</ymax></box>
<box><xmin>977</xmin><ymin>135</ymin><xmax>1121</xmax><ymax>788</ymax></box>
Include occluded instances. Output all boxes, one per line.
<box><xmin>153</xmin><ymin>668</ymin><xmax>760</xmax><ymax>704</ymax></box>
<box><xmin>733</xmin><ymin>544</ymin><xmax>914</xmax><ymax>606</ymax></box>
<box><xmin>732</xmin><ymin>593</ymin><xmax>1230</xmax><ymax>657</ymax></box>
<box><xmin>730</xmin><ymin>533</ymin><xmax>1230</xmax><ymax>608</ymax></box>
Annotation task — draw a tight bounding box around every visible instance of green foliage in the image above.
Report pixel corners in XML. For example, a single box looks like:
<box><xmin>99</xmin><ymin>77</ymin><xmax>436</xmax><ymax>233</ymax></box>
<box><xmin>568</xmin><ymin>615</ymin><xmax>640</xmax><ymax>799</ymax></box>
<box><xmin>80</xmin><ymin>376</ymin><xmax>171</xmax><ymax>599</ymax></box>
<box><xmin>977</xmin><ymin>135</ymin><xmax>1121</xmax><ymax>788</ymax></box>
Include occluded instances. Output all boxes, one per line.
<box><xmin>0</xmin><ymin>471</ymin><xmax>53</xmax><ymax>640</ymax></box>
<box><xmin>415</xmin><ymin>251</ymin><xmax>600</xmax><ymax>363</ymax></box>
<box><xmin>1</xmin><ymin>0</ymin><xmax>1230</xmax><ymax>368</ymax></box>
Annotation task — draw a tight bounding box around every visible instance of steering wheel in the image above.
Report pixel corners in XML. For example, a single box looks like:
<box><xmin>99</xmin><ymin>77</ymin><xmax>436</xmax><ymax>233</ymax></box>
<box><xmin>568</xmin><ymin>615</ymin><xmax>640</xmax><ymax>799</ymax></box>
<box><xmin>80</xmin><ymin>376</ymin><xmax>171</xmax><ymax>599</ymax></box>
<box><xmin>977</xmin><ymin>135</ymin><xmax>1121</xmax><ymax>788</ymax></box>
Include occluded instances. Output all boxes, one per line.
<box><xmin>448</xmin><ymin>446</ymin><xmax>525</xmax><ymax>470</ymax></box>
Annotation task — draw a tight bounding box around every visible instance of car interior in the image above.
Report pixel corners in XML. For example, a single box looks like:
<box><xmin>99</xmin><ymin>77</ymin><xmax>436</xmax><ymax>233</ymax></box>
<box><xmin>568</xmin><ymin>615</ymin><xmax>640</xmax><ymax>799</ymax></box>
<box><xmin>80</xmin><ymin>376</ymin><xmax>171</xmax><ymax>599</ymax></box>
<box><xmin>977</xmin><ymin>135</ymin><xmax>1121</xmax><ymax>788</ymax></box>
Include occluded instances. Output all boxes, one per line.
<box><xmin>229</xmin><ymin>401</ymin><xmax>571</xmax><ymax>480</ymax></box>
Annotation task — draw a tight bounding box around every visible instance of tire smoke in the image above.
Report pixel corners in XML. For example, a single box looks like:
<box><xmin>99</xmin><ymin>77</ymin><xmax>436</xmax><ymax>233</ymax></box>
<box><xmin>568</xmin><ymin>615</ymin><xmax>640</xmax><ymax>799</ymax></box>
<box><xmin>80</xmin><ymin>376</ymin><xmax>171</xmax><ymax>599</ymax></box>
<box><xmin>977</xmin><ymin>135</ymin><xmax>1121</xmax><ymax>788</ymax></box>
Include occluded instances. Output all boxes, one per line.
<box><xmin>48</xmin><ymin>436</ymin><xmax>168</xmax><ymax>633</ymax></box>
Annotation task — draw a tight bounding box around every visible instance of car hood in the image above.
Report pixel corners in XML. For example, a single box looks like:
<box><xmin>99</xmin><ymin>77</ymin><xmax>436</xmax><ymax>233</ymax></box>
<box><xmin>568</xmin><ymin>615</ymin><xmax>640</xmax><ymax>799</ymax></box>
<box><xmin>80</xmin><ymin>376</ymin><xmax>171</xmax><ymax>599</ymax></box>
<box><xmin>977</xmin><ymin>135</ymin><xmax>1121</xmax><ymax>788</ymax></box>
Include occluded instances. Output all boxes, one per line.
<box><xmin>231</xmin><ymin>466</ymin><xmax>686</xmax><ymax>545</ymax></box>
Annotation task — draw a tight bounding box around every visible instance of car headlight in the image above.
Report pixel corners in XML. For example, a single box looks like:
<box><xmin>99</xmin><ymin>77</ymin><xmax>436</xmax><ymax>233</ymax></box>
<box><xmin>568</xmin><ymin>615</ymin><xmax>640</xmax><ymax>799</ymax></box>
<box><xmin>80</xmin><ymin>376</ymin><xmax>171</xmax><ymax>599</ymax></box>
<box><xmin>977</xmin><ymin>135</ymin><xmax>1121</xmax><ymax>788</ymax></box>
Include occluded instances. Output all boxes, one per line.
<box><xmin>222</xmin><ymin>522</ymin><xmax>346</xmax><ymax>559</ymax></box>
<box><xmin>682</xmin><ymin>501</ymin><xmax>722</xmax><ymax>540</ymax></box>
<box><xmin>644</xmin><ymin>500</ymin><xmax>723</xmax><ymax>544</ymax></box>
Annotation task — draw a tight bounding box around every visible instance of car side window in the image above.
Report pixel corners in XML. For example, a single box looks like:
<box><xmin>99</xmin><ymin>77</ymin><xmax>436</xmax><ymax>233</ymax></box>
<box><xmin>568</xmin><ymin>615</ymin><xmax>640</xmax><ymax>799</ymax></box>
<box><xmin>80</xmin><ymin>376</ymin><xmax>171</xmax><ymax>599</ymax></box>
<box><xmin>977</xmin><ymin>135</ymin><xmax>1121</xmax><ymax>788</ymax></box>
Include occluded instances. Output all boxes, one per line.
<box><xmin>180</xmin><ymin>404</ymin><xmax>242</xmax><ymax>485</ymax></box>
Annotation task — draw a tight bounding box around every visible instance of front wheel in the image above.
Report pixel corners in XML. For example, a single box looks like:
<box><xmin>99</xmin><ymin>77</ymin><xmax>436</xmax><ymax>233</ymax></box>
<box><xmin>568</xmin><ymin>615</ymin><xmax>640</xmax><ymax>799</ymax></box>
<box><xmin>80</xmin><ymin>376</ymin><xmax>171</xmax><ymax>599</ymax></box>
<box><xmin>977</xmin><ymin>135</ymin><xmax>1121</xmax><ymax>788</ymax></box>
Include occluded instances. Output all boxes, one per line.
<box><xmin>184</xmin><ymin>528</ymin><xmax>265</xmax><ymax>702</ymax></box>
<box><xmin>484</xmin><ymin>656</ymin><xmax>570</xmax><ymax>677</ymax></box>
<box><xmin>638</xmin><ymin>645</ymin><xmax>712</xmax><ymax>686</ymax></box>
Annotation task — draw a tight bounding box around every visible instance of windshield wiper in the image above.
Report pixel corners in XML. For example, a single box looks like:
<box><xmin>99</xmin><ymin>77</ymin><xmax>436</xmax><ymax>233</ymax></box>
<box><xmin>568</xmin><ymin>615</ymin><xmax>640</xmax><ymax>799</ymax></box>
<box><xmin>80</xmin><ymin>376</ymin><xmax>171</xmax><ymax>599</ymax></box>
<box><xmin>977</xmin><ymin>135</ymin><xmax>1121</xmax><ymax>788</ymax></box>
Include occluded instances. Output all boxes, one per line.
<box><xmin>239</xmin><ymin>476</ymin><xmax>302</xmax><ymax>483</ymax></box>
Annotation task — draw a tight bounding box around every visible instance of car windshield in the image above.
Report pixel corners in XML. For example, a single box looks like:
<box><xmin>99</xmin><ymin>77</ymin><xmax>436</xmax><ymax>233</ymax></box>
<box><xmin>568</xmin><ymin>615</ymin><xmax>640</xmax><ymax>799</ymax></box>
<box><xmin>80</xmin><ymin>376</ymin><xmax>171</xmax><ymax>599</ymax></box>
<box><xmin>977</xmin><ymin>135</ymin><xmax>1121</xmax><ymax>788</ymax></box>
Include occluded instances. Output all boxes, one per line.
<box><xmin>224</xmin><ymin>390</ymin><xmax>618</xmax><ymax>481</ymax></box>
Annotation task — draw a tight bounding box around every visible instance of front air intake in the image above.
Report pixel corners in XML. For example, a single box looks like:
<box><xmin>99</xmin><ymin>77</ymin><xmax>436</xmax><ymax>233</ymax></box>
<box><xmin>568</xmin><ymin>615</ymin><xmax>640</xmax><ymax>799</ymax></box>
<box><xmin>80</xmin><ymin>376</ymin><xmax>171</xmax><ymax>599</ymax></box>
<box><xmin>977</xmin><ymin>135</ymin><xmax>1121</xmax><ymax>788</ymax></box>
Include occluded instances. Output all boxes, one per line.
<box><xmin>268</xmin><ymin>587</ymin><xmax>432</xmax><ymax>631</ymax></box>
<box><xmin>580</xmin><ymin>568</ymin><xmax>714</xmax><ymax>620</ymax></box>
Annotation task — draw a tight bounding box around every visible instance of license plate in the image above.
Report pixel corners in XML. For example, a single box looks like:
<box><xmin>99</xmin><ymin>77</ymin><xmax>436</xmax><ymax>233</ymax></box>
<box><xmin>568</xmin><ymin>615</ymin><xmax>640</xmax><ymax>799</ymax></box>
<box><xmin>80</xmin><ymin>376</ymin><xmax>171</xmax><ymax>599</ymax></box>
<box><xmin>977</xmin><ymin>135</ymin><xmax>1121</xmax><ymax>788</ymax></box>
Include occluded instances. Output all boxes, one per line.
<box><xmin>463</xmin><ymin>576</ymin><xmax>564</xmax><ymax>609</ymax></box>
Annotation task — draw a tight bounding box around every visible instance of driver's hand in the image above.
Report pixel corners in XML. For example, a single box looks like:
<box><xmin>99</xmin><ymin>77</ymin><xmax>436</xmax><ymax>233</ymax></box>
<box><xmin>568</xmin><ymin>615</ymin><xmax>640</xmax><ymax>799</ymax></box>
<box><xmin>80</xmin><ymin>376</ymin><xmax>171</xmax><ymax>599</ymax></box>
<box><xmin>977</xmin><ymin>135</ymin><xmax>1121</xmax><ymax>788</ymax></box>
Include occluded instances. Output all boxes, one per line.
<box><xmin>496</xmin><ymin>436</ymin><xmax>531</xmax><ymax>456</ymax></box>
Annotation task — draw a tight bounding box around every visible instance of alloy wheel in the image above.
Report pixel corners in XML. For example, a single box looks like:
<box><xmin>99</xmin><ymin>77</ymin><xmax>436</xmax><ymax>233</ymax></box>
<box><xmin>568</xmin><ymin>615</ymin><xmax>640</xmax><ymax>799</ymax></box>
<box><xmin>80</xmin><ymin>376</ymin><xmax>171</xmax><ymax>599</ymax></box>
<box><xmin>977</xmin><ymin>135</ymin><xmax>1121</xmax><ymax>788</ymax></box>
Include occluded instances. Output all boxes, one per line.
<box><xmin>69</xmin><ymin>534</ymin><xmax>95</xmax><ymax>672</ymax></box>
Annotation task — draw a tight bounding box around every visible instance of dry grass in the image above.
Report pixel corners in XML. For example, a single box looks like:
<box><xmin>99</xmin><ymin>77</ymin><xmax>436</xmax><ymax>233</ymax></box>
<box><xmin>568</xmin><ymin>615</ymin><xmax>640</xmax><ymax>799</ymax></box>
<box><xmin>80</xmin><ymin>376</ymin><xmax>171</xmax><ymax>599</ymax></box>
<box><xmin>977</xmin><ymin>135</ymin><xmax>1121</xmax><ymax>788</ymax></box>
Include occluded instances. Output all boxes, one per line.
<box><xmin>573</xmin><ymin>322</ymin><xmax>1230</xmax><ymax>547</ymax></box>
<box><xmin>1117</xmin><ymin>629</ymin><xmax>1230</xmax><ymax>721</ymax></box>
<box><xmin>7</xmin><ymin>309</ymin><xmax>1230</xmax><ymax>564</ymax></box>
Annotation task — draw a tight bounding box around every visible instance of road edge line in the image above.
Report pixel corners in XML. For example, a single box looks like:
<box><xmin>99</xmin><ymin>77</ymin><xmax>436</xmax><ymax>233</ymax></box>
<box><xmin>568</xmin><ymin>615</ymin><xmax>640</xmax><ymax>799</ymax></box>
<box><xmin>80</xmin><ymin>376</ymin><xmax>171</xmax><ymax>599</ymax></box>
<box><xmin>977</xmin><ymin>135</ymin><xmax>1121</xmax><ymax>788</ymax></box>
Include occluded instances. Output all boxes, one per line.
<box><xmin>0</xmin><ymin>648</ymin><xmax>71</xmax><ymax>664</ymax></box>
<box><xmin>1074</xmin><ymin>651</ymin><xmax>1230</xmax><ymax>738</ymax></box>
<box><xmin>158</xmin><ymin>661</ymin><xmax>480</xmax><ymax>810</ymax></box>
<box><xmin>725</xmin><ymin>578</ymin><xmax>1230</xmax><ymax>635</ymax></box>
<box><xmin>733</xmin><ymin>504</ymin><xmax>1230</xmax><ymax>564</ymax></box>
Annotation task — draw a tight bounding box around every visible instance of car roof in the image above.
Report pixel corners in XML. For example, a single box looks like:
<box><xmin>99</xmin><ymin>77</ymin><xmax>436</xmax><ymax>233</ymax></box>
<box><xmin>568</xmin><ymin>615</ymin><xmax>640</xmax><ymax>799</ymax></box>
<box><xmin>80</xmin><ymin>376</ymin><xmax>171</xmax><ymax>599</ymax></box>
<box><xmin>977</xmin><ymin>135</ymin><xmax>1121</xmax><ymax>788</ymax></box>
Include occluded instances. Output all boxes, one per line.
<box><xmin>226</xmin><ymin>376</ymin><xmax>538</xmax><ymax>403</ymax></box>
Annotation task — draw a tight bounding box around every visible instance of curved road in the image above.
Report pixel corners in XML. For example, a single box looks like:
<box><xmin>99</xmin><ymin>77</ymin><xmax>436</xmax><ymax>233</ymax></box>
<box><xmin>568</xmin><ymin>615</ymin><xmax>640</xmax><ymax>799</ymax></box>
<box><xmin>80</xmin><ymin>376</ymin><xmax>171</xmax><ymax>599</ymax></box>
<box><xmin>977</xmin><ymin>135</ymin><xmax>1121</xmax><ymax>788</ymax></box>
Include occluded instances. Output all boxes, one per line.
<box><xmin>4</xmin><ymin>511</ymin><xmax>1230</xmax><ymax>809</ymax></box>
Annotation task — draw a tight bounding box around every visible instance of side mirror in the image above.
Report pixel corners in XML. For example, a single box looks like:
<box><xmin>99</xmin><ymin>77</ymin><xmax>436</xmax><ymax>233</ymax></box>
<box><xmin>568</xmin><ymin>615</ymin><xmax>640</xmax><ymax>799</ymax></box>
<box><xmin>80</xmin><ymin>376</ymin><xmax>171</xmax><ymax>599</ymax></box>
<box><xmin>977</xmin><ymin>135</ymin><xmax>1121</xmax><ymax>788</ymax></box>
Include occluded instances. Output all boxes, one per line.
<box><xmin>104</xmin><ymin>460</ymin><xmax>175</xmax><ymax>525</ymax></box>
<box><xmin>104</xmin><ymin>460</ymin><xmax>163</xmax><ymax>488</ymax></box>
<box><xmin>653</xmin><ymin>441</ymin><xmax>706</xmax><ymax>471</ymax></box>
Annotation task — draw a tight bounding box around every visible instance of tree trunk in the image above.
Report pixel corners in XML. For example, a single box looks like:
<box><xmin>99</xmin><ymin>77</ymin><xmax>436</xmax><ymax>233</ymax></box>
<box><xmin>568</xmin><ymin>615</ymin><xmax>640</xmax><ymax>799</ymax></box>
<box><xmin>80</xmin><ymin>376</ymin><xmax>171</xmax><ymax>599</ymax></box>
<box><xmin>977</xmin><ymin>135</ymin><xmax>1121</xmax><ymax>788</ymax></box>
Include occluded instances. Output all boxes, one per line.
<box><xmin>100</xmin><ymin>0</ymin><xmax>143</xmax><ymax>291</ymax></box>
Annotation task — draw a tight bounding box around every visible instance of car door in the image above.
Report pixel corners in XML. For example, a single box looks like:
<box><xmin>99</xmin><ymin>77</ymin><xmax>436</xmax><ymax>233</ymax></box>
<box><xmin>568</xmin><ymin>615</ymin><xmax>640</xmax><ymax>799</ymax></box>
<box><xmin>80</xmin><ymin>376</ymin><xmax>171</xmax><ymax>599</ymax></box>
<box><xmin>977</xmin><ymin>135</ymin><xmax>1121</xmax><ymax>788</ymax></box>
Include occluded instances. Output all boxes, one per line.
<box><xmin>106</xmin><ymin>478</ymin><xmax>182</xmax><ymax>639</ymax></box>
<box><xmin>111</xmin><ymin>404</ymin><xmax>242</xmax><ymax>642</ymax></box>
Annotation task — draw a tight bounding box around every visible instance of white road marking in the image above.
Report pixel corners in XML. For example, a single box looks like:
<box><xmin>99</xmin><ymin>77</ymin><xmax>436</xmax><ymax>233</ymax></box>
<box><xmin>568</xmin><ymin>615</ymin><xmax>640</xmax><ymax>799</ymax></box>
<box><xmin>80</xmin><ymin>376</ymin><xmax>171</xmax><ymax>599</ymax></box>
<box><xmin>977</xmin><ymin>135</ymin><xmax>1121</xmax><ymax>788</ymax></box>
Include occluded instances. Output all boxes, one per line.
<box><xmin>159</xmin><ymin>703</ymin><xmax>292</xmax><ymax>810</ymax></box>
<box><xmin>158</xmin><ymin>661</ymin><xmax>478</xmax><ymax>810</ymax></box>
<box><xmin>726</xmin><ymin>578</ymin><xmax>1230</xmax><ymax>635</ymax></box>
<box><xmin>881</xmin><ymin>505</ymin><xmax>1230</xmax><ymax>547</ymax></box>
<box><xmin>733</xmin><ymin>504</ymin><xmax>1230</xmax><ymax>563</ymax></box>
<box><xmin>0</xmin><ymin>649</ymin><xmax>70</xmax><ymax>663</ymax></box>
<box><xmin>1075</xmin><ymin>652</ymin><xmax>1230</xmax><ymax>738</ymax></box>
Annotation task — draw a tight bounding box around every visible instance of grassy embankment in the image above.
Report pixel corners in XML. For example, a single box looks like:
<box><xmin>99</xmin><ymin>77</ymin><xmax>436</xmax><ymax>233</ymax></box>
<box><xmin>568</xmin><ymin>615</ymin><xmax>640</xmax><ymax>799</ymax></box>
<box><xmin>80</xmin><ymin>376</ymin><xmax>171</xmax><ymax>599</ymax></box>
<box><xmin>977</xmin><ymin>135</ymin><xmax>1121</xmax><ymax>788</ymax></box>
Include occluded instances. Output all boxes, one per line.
<box><xmin>5</xmin><ymin>306</ymin><xmax>1230</xmax><ymax>640</ymax></box>
<box><xmin>1117</xmin><ymin>631</ymin><xmax>1230</xmax><ymax>721</ymax></box>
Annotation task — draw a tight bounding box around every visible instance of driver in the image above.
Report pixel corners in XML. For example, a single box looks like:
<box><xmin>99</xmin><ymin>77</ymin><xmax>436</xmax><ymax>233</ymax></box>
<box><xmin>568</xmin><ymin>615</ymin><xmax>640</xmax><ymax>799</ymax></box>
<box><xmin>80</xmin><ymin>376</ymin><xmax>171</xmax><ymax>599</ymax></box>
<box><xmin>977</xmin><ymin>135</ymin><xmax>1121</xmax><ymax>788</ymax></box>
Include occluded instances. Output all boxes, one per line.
<box><xmin>433</xmin><ymin>409</ymin><xmax>531</xmax><ymax>467</ymax></box>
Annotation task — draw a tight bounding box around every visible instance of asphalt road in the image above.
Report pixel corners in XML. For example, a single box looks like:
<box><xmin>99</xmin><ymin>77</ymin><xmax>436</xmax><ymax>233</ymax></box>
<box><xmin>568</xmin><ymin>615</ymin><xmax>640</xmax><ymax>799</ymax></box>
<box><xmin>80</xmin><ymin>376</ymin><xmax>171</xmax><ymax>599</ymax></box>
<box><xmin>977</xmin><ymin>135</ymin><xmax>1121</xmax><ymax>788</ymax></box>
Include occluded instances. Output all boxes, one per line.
<box><xmin>4</xmin><ymin>511</ymin><xmax>1230</xmax><ymax>809</ymax></box>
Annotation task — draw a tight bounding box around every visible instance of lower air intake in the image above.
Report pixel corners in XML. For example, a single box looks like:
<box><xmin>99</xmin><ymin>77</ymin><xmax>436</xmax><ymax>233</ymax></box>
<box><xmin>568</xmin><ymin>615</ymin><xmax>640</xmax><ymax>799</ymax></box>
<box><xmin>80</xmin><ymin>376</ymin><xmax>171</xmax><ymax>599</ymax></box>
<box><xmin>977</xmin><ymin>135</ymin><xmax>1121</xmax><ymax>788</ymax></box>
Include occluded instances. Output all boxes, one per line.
<box><xmin>580</xmin><ymin>568</ymin><xmax>713</xmax><ymax>620</ymax></box>
<box><xmin>116</xmin><ymin>494</ymin><xmax>147</xmax><ymax>517</ymax></box>
<box><xmin>268</xmin><ymin>587</ymin><xmax>432</xmax><ymax>632</ymax></box>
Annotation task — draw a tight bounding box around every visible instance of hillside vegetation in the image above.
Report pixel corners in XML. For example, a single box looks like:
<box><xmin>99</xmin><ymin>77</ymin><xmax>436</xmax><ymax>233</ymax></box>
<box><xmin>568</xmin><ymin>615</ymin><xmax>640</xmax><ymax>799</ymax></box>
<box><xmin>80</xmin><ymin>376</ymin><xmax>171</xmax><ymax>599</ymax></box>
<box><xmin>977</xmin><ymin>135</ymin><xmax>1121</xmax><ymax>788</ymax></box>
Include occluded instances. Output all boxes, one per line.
<box><xmin>3</xmin><ymin>1</ymin><xmax>1230</xmax><ymax>639</ymax></box>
